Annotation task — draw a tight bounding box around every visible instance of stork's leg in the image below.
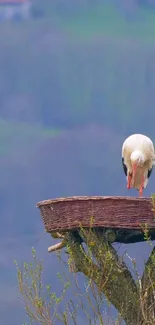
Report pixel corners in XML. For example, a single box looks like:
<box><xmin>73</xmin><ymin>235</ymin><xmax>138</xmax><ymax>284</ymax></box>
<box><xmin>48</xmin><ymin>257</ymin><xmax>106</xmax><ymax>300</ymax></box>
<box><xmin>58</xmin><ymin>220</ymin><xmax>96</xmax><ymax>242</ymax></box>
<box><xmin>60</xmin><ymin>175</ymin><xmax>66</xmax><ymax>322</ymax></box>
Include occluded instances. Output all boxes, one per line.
<box><xmin>127</xmin><ymin>173</ymin><xmax>132</xmax><ymax>189</ymax></box>
<box><xmin>139</xmin><ymin>176</ymin><xmax>144</xmax><ymax>197</ymax></box>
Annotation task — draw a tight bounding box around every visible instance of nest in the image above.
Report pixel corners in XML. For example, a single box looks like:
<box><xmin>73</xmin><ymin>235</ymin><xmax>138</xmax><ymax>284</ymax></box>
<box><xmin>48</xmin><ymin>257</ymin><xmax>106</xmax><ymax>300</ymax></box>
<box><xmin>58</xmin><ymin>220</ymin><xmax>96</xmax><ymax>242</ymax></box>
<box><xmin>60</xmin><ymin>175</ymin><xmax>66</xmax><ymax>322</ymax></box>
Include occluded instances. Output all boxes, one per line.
<box><xmin>36</xmin><ymin>196</ymin><xmax>155</xmax><ymax>244</ymax></box>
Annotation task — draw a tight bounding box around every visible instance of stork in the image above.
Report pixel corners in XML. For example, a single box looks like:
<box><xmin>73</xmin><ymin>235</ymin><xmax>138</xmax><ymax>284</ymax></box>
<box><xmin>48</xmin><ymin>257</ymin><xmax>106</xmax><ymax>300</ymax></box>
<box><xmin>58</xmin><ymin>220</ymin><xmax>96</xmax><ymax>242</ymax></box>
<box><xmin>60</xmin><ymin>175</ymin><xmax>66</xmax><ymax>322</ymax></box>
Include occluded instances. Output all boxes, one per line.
<box><xmin>122</xmin><ymin>134</ymin><xmax>155</xmax><ymax>197</ymax></box>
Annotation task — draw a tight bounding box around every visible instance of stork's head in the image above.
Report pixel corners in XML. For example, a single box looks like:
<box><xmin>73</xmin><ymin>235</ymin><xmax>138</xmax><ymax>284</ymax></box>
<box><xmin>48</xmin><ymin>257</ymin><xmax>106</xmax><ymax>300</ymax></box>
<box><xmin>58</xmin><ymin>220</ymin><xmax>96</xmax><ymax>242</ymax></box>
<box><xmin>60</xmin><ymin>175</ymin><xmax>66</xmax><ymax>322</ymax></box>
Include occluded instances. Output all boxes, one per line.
<box><xmin>130</xmin><ymin>150</ymin><xmax>145</xmax><ymax>176</ymax></box>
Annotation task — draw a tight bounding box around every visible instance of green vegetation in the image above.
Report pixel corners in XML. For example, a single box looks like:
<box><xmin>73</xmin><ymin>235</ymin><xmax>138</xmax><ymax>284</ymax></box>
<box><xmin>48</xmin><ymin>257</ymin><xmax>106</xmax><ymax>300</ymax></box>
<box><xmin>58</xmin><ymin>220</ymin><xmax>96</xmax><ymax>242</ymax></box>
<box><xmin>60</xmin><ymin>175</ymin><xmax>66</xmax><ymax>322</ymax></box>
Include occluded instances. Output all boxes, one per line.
<box><xmin>0</xmin><ymin>119</ymin><xmax>60</xmax><ymax>158</ymax></box>
<box><xmin>1</xmin><ymin>2</ymin><xmax>155</xmax><ymax>138</ymax></box>
<box><xmin>8</xmin><ymin>2</ymin><xmax>155</xmax><ymax>42</ymax></box>
<box><xmin>62</xmin><ymin>5</ymin><xmax>155</xmax><ymax>41</ymax></box>
<box><xmin>15</xmin><ymin>222</ymin><xmax>155</xmax><ymax>325</ymax></box>
<box><xmin>30</xmin><ymin>2</ymin><xmax>155</xmax><ymax>42</ymax></box>
<box><xmin>0</xmin><ymin>119</ymin><xmax>60</xmax><ymax>139</ymax></box>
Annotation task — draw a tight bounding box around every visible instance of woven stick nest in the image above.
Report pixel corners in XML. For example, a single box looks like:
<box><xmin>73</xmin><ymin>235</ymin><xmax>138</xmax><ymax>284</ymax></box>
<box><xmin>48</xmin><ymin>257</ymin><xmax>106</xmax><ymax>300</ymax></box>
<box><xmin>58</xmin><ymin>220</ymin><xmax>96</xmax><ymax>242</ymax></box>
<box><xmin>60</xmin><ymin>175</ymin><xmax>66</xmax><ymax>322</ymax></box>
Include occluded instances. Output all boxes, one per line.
<box><xmin>37</xmin><ymin>196</ymin><xmax>155</xmax><ymax>236</ymax></box>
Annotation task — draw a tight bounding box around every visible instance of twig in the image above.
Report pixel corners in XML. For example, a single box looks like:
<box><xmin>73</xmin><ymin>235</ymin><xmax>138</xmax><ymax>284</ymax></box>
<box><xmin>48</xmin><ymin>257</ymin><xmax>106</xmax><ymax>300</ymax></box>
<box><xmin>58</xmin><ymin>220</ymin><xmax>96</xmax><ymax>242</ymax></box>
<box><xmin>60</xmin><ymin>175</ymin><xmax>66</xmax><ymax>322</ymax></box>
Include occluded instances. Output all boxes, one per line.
<box><xmin>50</xmin><ymin>231</ymin><xmax>66</xmax><ymax>239</ymax></box>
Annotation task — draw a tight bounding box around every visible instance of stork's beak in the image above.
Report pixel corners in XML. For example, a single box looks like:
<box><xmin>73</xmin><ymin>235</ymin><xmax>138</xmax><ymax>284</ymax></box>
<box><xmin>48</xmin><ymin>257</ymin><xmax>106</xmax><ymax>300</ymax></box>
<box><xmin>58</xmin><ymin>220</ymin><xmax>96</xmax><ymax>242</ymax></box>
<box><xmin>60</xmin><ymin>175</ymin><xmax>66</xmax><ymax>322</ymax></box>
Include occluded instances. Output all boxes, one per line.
<box><xmin>132</xmin><ymin>162</ymin><xmax>138</xmax><ymax>179</ymax></box>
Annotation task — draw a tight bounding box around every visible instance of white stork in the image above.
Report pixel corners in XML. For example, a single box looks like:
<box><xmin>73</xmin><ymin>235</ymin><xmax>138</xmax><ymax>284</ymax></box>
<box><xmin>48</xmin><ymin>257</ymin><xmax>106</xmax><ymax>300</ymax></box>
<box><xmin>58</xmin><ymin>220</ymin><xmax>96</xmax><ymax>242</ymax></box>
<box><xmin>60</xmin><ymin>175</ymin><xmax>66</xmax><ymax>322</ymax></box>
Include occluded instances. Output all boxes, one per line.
<box><xmin>122</xmin><ymin>134</ymin><xmax>155</xmax><ymax>197</ymax></box>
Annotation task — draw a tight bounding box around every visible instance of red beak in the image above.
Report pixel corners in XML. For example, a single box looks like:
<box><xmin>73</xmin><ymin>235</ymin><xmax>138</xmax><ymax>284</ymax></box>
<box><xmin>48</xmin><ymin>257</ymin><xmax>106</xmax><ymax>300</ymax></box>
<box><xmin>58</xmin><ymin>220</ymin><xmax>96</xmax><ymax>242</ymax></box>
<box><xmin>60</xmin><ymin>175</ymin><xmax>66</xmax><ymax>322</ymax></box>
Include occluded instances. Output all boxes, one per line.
<box><xmin>132</xmin><ymin>162</ymin><xmax>137</xmax><ymax>179</ymax></box>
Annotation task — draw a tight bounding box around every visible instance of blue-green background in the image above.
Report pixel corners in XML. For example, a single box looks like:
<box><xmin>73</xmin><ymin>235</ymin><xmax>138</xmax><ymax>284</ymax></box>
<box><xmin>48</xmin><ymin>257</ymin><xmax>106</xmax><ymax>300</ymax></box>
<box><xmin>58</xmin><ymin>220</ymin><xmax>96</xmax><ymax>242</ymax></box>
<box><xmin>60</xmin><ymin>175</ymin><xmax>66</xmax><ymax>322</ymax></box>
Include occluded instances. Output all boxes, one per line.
<box><xmin>1</xmin><ymin>1</ymin><xmax>155</xmax><ymax>323</ymax></box>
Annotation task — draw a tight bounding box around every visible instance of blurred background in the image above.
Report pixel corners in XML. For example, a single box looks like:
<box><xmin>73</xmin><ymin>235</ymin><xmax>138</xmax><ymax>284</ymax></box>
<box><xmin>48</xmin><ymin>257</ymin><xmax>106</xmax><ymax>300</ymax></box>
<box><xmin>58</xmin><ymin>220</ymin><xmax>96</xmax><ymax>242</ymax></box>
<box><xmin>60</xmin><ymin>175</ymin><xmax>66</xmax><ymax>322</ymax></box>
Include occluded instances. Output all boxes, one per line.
<box><xmin>1</xmin><ymin>0</ymin><xmax>155</xmax><ymax>323</ymax></box>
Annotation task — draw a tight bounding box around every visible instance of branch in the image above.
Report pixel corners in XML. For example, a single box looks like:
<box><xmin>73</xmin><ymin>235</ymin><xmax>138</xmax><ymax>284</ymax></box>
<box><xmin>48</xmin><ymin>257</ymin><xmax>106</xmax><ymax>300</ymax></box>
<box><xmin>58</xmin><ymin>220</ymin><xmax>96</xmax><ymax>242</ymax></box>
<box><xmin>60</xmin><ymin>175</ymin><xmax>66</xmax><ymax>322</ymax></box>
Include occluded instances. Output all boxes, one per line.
<box><xmin>66</xmin><ymin>230</ymin><xmax>140</xmax><ymax>325</ymax></box>
<box><xmin>48</xmin><ymin>240</ymin><xmax>66</xmax><ymax>252</ymax></box>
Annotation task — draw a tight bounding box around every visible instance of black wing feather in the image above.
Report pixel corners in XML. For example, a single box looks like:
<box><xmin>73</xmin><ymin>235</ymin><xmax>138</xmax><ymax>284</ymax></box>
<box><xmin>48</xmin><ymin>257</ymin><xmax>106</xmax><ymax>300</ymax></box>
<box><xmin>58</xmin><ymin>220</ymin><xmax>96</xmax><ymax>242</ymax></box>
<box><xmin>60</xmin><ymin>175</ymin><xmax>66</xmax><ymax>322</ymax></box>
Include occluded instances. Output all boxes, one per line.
<box><xmin>148</xmin><ymin>166</ymin><xmax>153</xmax><ymax>178</ymax></box>
<box><xmin>122</xmin><ymin>157</ymin><xmax>127</xmax><ymax>176</ymax></box>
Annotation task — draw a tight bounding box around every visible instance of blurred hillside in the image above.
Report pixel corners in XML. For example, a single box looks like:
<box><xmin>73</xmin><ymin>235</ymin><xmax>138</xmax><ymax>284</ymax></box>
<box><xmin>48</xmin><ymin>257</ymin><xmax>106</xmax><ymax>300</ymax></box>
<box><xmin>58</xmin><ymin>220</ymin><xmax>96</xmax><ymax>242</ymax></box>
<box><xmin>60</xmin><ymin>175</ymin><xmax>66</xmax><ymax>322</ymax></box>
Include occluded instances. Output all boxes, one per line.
<box><xmin>1</xmin><ymin>1</ymin><xmax>155</xmax><ymax>324</ymax></box>
<box><xmin>1</xmin><ymin>0</ymin><xmax>155</xmax><ymax>136</ymax></box>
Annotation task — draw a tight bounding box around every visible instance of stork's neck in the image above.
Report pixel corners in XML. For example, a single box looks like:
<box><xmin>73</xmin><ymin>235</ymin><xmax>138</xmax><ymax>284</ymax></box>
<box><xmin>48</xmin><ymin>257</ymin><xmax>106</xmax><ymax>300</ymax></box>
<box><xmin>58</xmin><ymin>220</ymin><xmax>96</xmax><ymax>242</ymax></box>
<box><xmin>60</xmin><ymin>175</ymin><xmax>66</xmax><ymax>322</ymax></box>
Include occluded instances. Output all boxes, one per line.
<box><xmin>130</xmin><ymin>150</ymin><xmax>145</xmax><ymax>164</ymax></box>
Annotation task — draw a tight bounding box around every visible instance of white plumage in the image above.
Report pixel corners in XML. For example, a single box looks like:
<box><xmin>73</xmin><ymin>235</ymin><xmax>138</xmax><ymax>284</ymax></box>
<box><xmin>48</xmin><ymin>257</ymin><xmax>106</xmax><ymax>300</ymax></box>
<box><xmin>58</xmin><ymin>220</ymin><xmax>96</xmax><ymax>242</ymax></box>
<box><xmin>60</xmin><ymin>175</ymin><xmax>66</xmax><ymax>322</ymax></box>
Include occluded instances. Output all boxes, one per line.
<box><xmin>122</xmin><ymin>134</ymin><xmax>155</xmax><ymax>197</ymax></box>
